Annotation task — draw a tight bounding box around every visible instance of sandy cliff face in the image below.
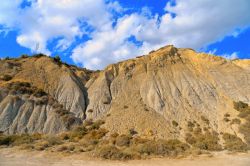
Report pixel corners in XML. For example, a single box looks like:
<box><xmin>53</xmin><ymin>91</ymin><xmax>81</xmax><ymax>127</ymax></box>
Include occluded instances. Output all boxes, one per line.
<box><xmin>0</xmin><ymin>46</ymin><xmax>249</xmax><ymax>139</ymax></box>
<box><xmin>85</xmin><ymin>46</ymin><xmax>250</xmax><ymax>139</ymax></box>
<box><xmin>0</xmin><ymin>56</ymin><xmax>91</xmax><ymax>134</ymax></box>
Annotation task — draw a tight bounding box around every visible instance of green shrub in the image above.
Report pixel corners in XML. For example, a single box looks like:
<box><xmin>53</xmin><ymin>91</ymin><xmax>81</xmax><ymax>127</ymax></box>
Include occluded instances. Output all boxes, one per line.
<box><xmin>0</xmin><ymin>135</ymin><xmax>13</xmax><ymax>146</ymax></box>
<box><xmin>223</xmin><ymin>117</ymin><xmax>230</xmax><ymax>122</ymax></box>
<box><xmin>224</xmin><ymin>113</ymin><xmax>230</xmax><ymax>117</ymax></box>
<box><xmin>223</xmin><ymin>133</ymin><xmax>247</xmax><ymax>151</ymax></box>
<box><xmin>33</xmin><ymin>53</ymin><xmax>46</xmax><ymax>58</ymax></box>
<box><xmin>0</xmin><ymin>134</ymin><xmax>40</xmax><ymax>146</ymax></box>
<box><xmin>172</xmin><ymin>120</ymin><xmax>179</xmax><ymax>127</ymax></box>
<box><xmin>234</xmin><ymin>101</ymin><xmax>248</xmax><ymax>111</ymax></box>
<box><xmin>20</xmin><ymin>54</ymin><xmax>29</xmax><ymax>58</ymax></box>
<box><xmin>201</xmin><ymin>116</ymin><xmax>209</xmax><ymax>125</ymax></box>
<box><xmin>0</xmin><ymin>74</ymin><xmax>12</xmax><ymax>81</ymax></box>
<box><xmin>53</xmin><ymin>55</ymin><xmax>62</xmax><ymax>65</ymax></box>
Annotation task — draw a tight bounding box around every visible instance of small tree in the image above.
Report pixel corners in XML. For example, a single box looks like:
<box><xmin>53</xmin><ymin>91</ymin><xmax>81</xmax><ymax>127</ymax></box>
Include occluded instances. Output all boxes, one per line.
<box><xmin>54</xmin><ymin>55</ymin><xmax>62</xmax><ymax>65</ymax></box>
<box><xmin>20</xmin><ymin>54</ymin><xmax>29</xmax><ymax>58</ymax></box>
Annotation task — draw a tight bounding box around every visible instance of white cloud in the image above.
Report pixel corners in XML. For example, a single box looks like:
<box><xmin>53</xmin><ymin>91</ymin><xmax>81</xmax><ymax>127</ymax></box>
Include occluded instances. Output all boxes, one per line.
<box><xmin>221</xmin><ymin>52</ymin><xmax>239</xmax><ymax>60</ymax></box>
<box><xmin>0</xmin><ymin>0</ymin><xmax>113</xmax><ymax>54</ymax></box>
<box><xmin>0</xmin><ymin>0</ymin><xmax>250</xmax><ymax>69</ymax></box>
<box><xmin>207</xmin><ymin>49</ymin><xmax>239</xmax><ymax>60</ymax></box>
<box><xmin>72</xmin><ymin>0</ymin><xmax>250</xmax><ymax>69</ymax></box>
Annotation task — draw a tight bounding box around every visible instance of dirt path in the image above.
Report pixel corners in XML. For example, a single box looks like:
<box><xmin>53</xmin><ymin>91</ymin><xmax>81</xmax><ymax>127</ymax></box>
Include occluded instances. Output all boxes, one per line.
<box><xmin>0</xmin><ymin>148</ymin><xmax>250</xmax><ymax>166</ymax></box>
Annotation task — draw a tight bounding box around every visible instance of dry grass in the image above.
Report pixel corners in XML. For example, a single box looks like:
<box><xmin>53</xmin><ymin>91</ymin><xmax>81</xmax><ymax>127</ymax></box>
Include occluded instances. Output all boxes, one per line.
<box><xmin>234</xmin><ymin>101</ymin><xmax>250</xmax><ymax>147</ymax></box>
<box><xmin>185</xmin><ymin>131</ymin><xmax>221</xmax><ymax>151</ymax></box>
<box><xmin>115</xmin><ymin>135</ymin><xmax>131</xmax><ymax>147</ymax></box>
<box><xmin>94</xmin><ymin>145</ymin><xmax>134</xmax><ymax>160</ymax></box>
<box><xmin>0</xmin><ymin>134</ymin><xmax>42</xmax><ymax>146</ymax></box>
<box><xmin>133</xmin><ymin>139</ymin><xmax>189</xmax><ymax>157</ymax></box>
<box><xmin>239</xmin><ymin>117</ymin><xmax>250</xmax><ymax>146</ymax></box>
<box><xmin>0</xmin><ymin>120</ymin><xmax>192</xmax><ymax>161</ymax></box>
<box><xmin>94</xmin><ymin>137</ymin><xmax>189</xmax><ymax>160</ymax></box>
<box><xmin>222</xmin><ymin>133</ymin><xmax>247</xmax><ymax>152</ymax></box>
<box><xmin>230</xmin><ymin>118</ymin><xmax>241</xmax><ymax>125</ymax></box>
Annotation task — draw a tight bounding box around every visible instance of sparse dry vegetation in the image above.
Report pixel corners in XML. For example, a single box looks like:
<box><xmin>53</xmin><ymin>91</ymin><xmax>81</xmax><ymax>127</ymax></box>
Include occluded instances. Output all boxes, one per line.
<box><xmin>0</xmin><ymin>119</ymin><xmax>192</xmax><ymax>160</ymax></box>
<box><xmin>201</xmin><ymin>116</ymin><xmax>209</xmax><ymax>125</ymax></box>
<box><xmin>185</xmin><ymin>130</ymin><xmax>221</xmax><ymax>151</ymax></box>
<box><xmin>223</xmin><ymin>117</ymin><xmax>230</xmax><ymax>122</ymax></box>
<box><xmin>233</xmin><ymin>101</ymin><xmax>250</xmax><ymax>147</ymax></box>
<box><xmin>6</xmin><ymin>81</ymin><xmax>39</xmax><ymax>96</ymax></box>
<box><xmin>0</xmin><ymin>74</ymin><xmax>13</xmax><ymax>81</ymax></box>
<box><xmin>234</xmin><ymin>101</ymin><xmax>248</xmax><ymax>111</ymax></box>
<box><xmin>224</xmin><ymin>113</ymin><xmax>230</xmax><ymax>117</ymax></box>
<box><xmin>230</xmin><ymin>118</ymin><xmax>241</xmax><ymax>125</ymax></box>
<box><xmin>172</xmin><ymin>120</ymin><xmax>179</xmax><ymax>127</ymax></box>
<box><xmin>20</xmin><ymin>54</ymin><xmax>29</xmax><ymax>58</ymax></box>
<box><xmin>222</xmin><ymin>133</ymin><xmax>247</xmax><ymax>152</ymax></box>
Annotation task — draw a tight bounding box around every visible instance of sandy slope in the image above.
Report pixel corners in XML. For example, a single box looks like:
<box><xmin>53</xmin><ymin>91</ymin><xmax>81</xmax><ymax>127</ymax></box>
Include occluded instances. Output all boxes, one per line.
<box><xmin>0</xmin><ymin>148</ymin><xmax>250</xmax><ymax>166</ymax></box>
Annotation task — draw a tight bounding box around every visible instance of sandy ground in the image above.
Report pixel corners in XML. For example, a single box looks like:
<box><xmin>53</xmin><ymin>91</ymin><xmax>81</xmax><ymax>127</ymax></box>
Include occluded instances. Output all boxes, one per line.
<box><xmin>0</xmin><ymin>148</ymin><xmax>250</xmax><ymax>166</ymax></box>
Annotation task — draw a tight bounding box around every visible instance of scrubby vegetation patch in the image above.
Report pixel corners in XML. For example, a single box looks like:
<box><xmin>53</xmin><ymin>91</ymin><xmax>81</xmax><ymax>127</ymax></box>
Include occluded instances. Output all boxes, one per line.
<box><xmin>233</xmin><ymin>101</ymin><xmax>250</xmax><ymax>148</ymax></box>
<box><xmin>0</xmin><ymin>119</ymin><xmax>191</xmax><ymax>160</ymax></box>
<box><xmin>222</xmin><ymin>133</ymin><xmax>247</xmax><ymax>152</ymax></box>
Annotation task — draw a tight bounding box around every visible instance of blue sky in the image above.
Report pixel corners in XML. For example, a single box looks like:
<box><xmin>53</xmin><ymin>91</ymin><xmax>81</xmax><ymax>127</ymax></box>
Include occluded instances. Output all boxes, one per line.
<box><xmin>0</xmin><ymin>0</ymin><xmax>250</xmax><ymax>69</ymax></box>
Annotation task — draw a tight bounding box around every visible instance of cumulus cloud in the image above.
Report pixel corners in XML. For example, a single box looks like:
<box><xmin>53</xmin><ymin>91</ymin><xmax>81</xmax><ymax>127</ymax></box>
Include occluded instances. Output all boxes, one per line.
<box><xmin>0</xmin><ymin>0</ymin><xmax>250</xmax><ymax>69</ymax></box>
<box><xmin>72</xmin><ymin>0</ymin><xmax>250</xmax><ymax>69</ymax></box>
<box><xmin>0</xmin><ymin>0</ymin><xmax>114</xmax><ymax>54</ymax></box>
